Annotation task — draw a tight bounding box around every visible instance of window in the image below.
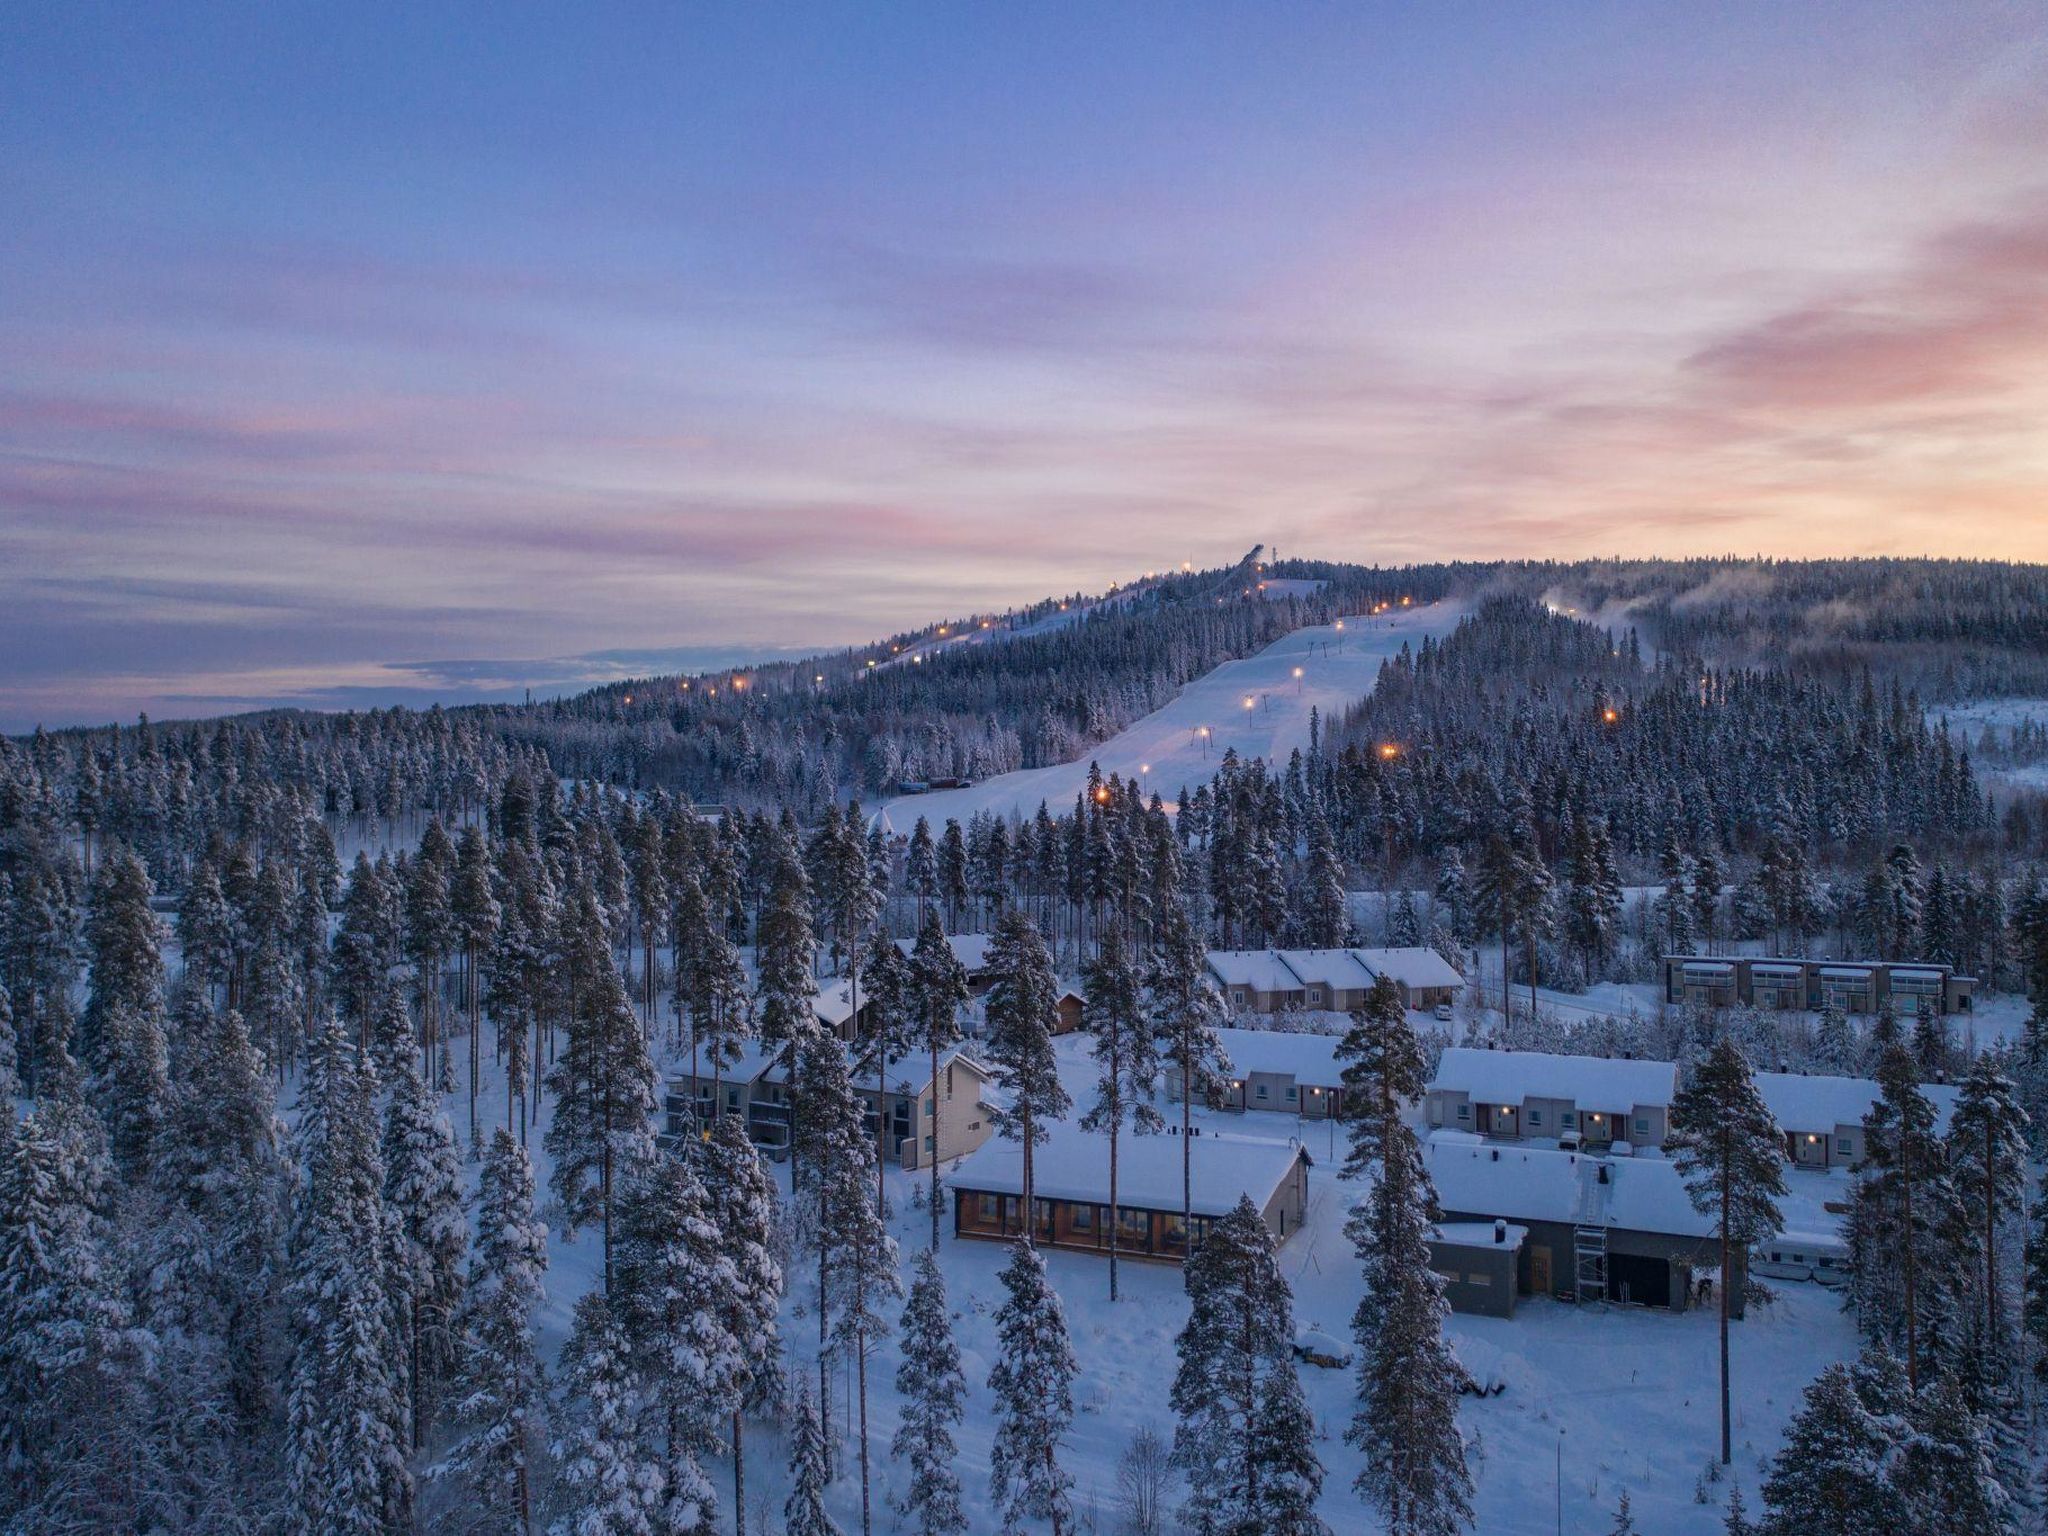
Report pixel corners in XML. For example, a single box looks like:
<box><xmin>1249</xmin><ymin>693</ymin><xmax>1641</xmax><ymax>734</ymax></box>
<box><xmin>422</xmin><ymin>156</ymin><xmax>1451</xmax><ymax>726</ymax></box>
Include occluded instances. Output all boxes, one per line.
<box><xmin>1286</xmin><ymin>1085</ymin><xmax>1298</xmax><ymax>1101</ymax></box>
<box><xmin>1633</xmin><ymin>1117</ymin><xmax>1648</xmax><ymax>1135</ymax></box>
<box><xmin>1456</xmin><ymin>1104</ymin><xmax>1470</xmax><ymax>1120</ymax></box>
<box><xmin>1308</xmin><ymin>988</ymin><xmax>1323</xmax><ymax>1003</ymax></box>
<box><xmin>1232</xmin><ymin>990</ymin><xmax>1246</xmax><ymax>1006</ymax></box>
<box><xmin>1837</xmin><ymin>1137</ymin><xmax>1852</xmax><ymax>1155</ymax></box>
<box><xmin>1561</xmin><ymin>1110</ymin><xmax>1577</xmax><ymax>1127</ymax></box>
<box><xmin>1528</xmin><ymin>1109</ymin><xmax>1543</xmax><ymax>1128</ymax></box>
<box><xmin>1466</xmin><ymin>1272</ymin><xmax>1491</xmax><ymax>1287</ymax></box>
<box><xmin>1119</xmin><ymin>1208</ymin><xmax>1149</xmax><ymax>1237</ymax></box>
<box><xmin>1256</xmin><ymin>1085</ymin><xmax>1269</xmax><ymax>1101</ymax></box>
<box><xmin>980</xmin><ymin>1194</ymin><xmax>998</xmax><ymax>1219</ymax></box>
<box><xmin>923</xmin><ymin>1135</ymin><xmax>934</xmax><ymax>1153</ymax></box>
<box><xmin>925</xmin><ymin>1101</ymin><xmax>934</xmax><ymax>1117</ymax></box>
<box><xmin>1072</xmin><ymin>1205</ymin><xmax>1094</xmax><ymax>1232</ymax></box>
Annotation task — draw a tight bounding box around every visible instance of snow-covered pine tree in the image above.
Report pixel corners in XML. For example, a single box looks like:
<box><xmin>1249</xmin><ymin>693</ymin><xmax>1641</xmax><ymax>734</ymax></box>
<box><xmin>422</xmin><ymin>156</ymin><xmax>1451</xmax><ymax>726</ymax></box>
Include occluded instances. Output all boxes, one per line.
<box><xmin>908</xmin><ymin>911</ymin><xmax>969</xmax><ymax>1249</ymax></box>
<box><xmin>383</xmin><ymin>1050</ymin><xmax>469</xmax><ymax>1449</ymax></box>
<box><xmin>891</xmin><ymin>1248</ymin><xmax>967</xmax><ymax>1536</ymax></box>
<box><xmin>1667</xmin><ymin>1036</ymin><xmax>1787</xmax><ymax>1465</ymax></box>
<box><xmin>451</xmin><ymin>822</ymin><xmax>501</xmax><ymax>1155</ymax></box>
<box><xmin>445</xmin><ymin>1128</ymin><xmax>549</xmax><ymax>1534</ymax></box>
<box><xmin>80</xmin><ymin>844</ymin><xmax>163</xmax><ymax>1078</ymax></box>
<box><xmin>0</xmin><ymin>1109</ymin><xmax>136</xmax><ymax>1522</ymax></box>
<box><xmin>610</xmin><ymin>1150</ymin><xmax>729</xmax><ymax>1535</ymax></box>
<box><xmin>981</xmin><ymin>907</ymin><xmax>1071</xmax><ymax>1224</ymax></box>
<box><xmin>1946</xmin><ymin>1054</ymin><xmax>2029</xmax><ymax>1361</ymax></box>
<box><xmin>1846</xmin><ymin>1041</ymin><xmax>1963</xmax><ymax>1389</ymax></box>
<box><xmin>784</xmin><ymin>1377</ymin><xmax>842</xmax><ymax>1536</ymax></box>
<box><xmin>1893</xmin><ymin>1369</ymin><xmax>2014</xmax><ymax>1533</ymax></box>
<box><xmin>988</xmin><ymin>1239</ymin><xmax>1078</xmax><ymax>1536</ymax></box>
<box><xmin>1608</xmin><ymin>1490</ymin><xmax>1637</xmax><ymax>1535</ymax></box>
<box><xmin>1081</xmin><ymin>920</ymin><xmax>1161</xmax><ymax>1300</ymax></box>
<box><xmin>545</xmin><ymin>881</ymin><xmax>659</xmax><ymax>1294</ymax></box>
<box><xmin>698</xmin><ymin>1112</ymin><xmax>783</xmax><ymax>1535</ymax></box>
<box><xmin>284</xmin><ymin>1022</ymin><xmax>412</xmax><ymax>1536</ymax></box>
<box><xmin>1146</xmin><ymin>887</ymin><xmax>1230</xmax><ymax>1238</ymax></box>
<box><xmin>1758</xmin><ymin>1361</ymin><xmax>1903</xmax><ymax>1535</ymax></box>
<box><xmin>1339</xmin><ymin>976</ymin><xmax>1471</xmax><ymax>1536</ymax></box>
<box><xmin>1169</xmin><ymin>1193</ymin><xmax>1298</xmax><ymax>1535</ymax></box>
<box><xmin>549</xmin><ymin>1292</ymin><xmax>664</xmax><ymax>1536</ymax></box>
<box><xmin>1249</xmin><ymin>1358</ymin><xmax>1327</xmax><ymax>1536</ymax></box>
<box><xmin>809</xmin><ymin>1026</ymin><xmax>901</xmax><ymax>1536</ymax></box>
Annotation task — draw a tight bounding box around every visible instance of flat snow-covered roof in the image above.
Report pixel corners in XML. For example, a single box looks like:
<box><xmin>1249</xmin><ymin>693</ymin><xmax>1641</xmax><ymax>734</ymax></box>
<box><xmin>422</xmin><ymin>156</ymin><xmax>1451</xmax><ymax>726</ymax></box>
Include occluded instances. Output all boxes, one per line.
<box><xmin>1429</xmin><ymin>1047</ymin><xmax>1678</xmax><ymax>1109</ymax></box>
<box><xmin>1755</xmin><ymin>1071</ymin><xmax>1960</xmax><ymax>1136</ymax></box>
<box><xmin>1212</xmin><ymin>1026</ymin><xmax>1345</xmax><ymax>1084</ymax></box>
<box><xmin>1433</xmin><ymin>1221</ymin><xmax>1528</xmax><ymax>1251</ymax></box>
<box><xmin>1352</xmin><ymin>946</ymin><xmax>1465</xmax><ymax>991</ymax></box>
<box><xmin>949</xmin><ymin>1124</ymin><xmax>1308</xmax><ymax>1218</ymax></box>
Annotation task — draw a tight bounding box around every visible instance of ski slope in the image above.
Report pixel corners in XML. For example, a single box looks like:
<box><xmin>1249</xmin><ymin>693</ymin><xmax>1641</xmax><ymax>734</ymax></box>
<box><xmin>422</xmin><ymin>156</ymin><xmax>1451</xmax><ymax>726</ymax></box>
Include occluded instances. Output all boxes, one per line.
<box><xmin>879</xmin><ymin>600</ymin><xmax>1464</xmax><ymax>828</ymax></box>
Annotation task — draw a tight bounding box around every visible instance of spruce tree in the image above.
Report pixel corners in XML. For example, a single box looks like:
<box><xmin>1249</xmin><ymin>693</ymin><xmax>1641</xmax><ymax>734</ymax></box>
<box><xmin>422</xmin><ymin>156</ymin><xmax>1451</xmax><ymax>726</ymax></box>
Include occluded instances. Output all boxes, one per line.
<box><xmin>545</xmin><ymin>883</ymin><xmax>659</xmax><ymax>1294</ymax></box>
<box><xmin>0</xmin><ymin>1111</ymin><xmax>134</xmax><ymax>1518</ymax></box>
<box><xmin>284</xmin><ymin>1023</ymin><xmax>412</xmax><ymax>1536</ymax></box>
<box><xmin>1946</xmin><ymin>1055</ymin><xmax>2029</xmax><ymax>1358</ymax></box>
<box><xmin>610</xmin><ymin>1151</ymin><xmax>729</xmax><ymax>1535</ymax></box>
<box><xmin>784</xmin><ymin>1377</ymin><xmax>842</xmax><ymax>1536</ymax></box>
<box><xmin>698</xmin><ymin>1113</ymin><xmax>783</xmax><ymax>1536</ymax></box>
<box><xmin>383</xmin><ymin>1051</ymin><xmax>469</xmax><ymax>1449</ymax></box>
<box><xmin>1249</xmin><ymin>1359</ymin><xmax>1327</xmax><ymax>1536</ymax></box>
<box><xmin>891</xmin><ymin>1249</ymin><xmax>967</xmax><ymax>1536</ymax></box>
<box><xmin>549</xmin><ymin>1292</ymin><xmax>664</xmax><ymax>1536</ymax></box>
<box><xmin>1667</xmin><ymin>1036</ymin><xmax>1787</xmax><ymax>1465</ymax></box>
<box><xmin>988</xmin><ymin>1239</ymin><xmax>1078</xmax><ymax>1536</ymax></box>
<box><xmin>445</xmin><ymin>1130</ymin><xmax>549</xmax><ymax>1534</ymax></box>
<box><xmin>1758</xmin><ymin>1362</ymin><xmax>1901</xmax><ymax>1535</ymax></box>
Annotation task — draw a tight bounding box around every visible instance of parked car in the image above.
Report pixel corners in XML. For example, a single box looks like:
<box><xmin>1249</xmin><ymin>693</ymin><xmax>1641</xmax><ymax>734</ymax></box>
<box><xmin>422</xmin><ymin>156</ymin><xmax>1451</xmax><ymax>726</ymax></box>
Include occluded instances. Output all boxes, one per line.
<box><xmin>1433</xmin><ymin>1001</ymin><xmax>1454</xmax><ymax>1022</ymax></box>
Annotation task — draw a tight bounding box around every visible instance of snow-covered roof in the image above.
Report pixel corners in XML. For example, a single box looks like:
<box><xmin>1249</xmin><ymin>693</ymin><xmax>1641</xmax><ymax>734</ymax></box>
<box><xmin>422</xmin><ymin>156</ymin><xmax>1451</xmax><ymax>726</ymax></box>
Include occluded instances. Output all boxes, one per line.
<box><xmin>1206</xmin><ymin>950</ymin><xmax>1304</xmax><ymax>993</ymax></box>
<box><xmin>1424</xmin><ymin>1136</ymin><xmax>1715</xmax><ymax>1239</ymax></box>
<box><xmin>1755</xmin><ymin>1071</ymin><xmax>1960</xmax><ymax>1137</ymax></box>
<box><xmin>1351</xmin><ymin>946</ymin><xmax>1464</xmax><ymax>991</ymax></box>
<box><xmin>1680</xmin><ymin>959</ymin><xmax>1735</xmax><ymax>974</ymax></box>
<box><xmin>1750</xmin><ymin>962</ymin><xmax>1804</xmax><ymax>977</ymax></box>
<box><xmin>1889</xmin><ymin>966</ymin><xmax>1943</xmax><ymax>982</ymax></box>
<box><xmin>949</xmin><ymin>1125</ymin><xmax>1309</xmax><ymax>1218</ymax></box>
<box><xmin>1433</xmin><ymin>1221</ymin><xmax>1527</xmax><ymax>1251</ymax></box>
<box><xmin>1212</xmin><ymin>1026</ymin><xmax>1345</xmax><ymax>1085</ymax></box>
<box><xmin>1428</xmin><ymin>1047</ymin><xmax>1678</xmax><ymax>1110</ymax></box>
<box><xmin>814</xmin><ymin>978</ymin><xmax>867</xmax><ymax>1027</ymax></box>
<box><xmin>1272</xmin><ymin>948</ymin><xmax>1380</xmax><ymax>991</ymax></box>
<box><xmin>893</xmin><ymin>931</ymin><xmax>996</xmax><ymax>974</ymax></box>
<box><xmin>1817</xmin><ymin>966</ymin><xmax>1874</xmax><ymax>981</ymax></box>
<box><xmin>867</xmin><ymin>1044</ymin><xmax>993</xmax><ymax>1096</ymax></box>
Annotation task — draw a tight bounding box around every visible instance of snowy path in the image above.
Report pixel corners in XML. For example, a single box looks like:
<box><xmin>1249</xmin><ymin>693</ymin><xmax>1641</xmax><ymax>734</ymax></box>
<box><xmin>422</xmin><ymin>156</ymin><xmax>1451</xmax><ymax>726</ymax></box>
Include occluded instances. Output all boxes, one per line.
<box><xmin>879</xmin><ymin>600</ymin><xmax>1464</xmax><ymax>828</ymax></box>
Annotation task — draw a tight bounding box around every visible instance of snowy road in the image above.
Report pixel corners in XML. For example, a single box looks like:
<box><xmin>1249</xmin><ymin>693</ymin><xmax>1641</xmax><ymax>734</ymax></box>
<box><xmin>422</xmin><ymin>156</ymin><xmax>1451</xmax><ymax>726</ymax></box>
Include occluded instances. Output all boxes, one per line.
<box><xmin>879</xmin><ymin>599</ymin><xmax>1465</xmax><ymax>828</ymax></box>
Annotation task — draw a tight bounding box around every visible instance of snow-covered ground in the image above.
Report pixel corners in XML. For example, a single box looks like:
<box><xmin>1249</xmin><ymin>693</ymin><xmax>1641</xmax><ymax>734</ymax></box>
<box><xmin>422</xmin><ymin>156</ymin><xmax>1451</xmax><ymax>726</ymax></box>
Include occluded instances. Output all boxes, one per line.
<box><xmin>879</xmin><ymin>601</ymin><xmax>1465</xmax><ymax>829</ymax></box>
<box><xmin>436</xmin><ymin>1008</ymin><xmax>1851</xmax><ymax>1536</ymax></box>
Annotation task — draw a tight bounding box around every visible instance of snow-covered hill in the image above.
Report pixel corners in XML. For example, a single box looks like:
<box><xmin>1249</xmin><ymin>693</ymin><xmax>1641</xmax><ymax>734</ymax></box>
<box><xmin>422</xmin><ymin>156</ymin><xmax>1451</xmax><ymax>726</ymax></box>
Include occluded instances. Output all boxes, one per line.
<box><xmin>878</xmin><ymin>600</ymin><xmax>1463</xmax><ymax>827</ymax></box>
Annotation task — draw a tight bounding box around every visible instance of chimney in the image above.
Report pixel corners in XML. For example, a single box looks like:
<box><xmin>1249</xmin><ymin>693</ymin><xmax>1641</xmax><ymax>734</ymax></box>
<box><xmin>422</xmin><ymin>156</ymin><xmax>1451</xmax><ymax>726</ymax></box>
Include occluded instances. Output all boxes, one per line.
<box><xmin>1493</xmin><ymin>1219</ymin><xmax>1506</xmax><ymax>1245</ymax></box>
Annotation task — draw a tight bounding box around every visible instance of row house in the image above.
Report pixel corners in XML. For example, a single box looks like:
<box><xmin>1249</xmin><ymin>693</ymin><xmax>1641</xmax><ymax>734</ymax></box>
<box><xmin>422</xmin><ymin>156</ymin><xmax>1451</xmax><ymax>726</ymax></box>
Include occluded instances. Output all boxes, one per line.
<box><xmin>1661</xmin><ymin>955</ymin><xmax>1976</xmax><ymax>1017</ymax></box>
<box><xmin>1755</xmin><ymin>1070</ymin><xmax>1961</xmax><ymax>1169</ymax></box>
<box><xmin>1206</xmin><ymin>946</ymin><xmax>1463</xmax><ymax>1015</ymax></box>
<box><xmin>1425</xmin><ymin>1047</ymin><xmax>1679</xmax><ymax>1151</ymax></box>
<box><xmin>667</xmin><ymin>1039</ymin><xmax>999</xmax><ymax>1170</ymax></box>
<box><xmin>951</xmin><ymin>1124</ymin><xmax>1311</xmax><ymax>1260</ymax></box>
<box><xmin>1165</xmin><ymin>1026</ymin><xmax>1348</xmax><ymax>1118</ymax></box>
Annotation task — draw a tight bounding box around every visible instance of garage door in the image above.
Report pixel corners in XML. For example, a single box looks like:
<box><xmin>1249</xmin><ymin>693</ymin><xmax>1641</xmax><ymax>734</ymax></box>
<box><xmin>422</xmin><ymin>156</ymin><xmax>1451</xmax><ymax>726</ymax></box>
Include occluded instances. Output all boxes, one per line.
<box><xmin>1607</xmin><ymin>1253</ymin><xmax>1670</xmax><ymax>1309</ymax></box>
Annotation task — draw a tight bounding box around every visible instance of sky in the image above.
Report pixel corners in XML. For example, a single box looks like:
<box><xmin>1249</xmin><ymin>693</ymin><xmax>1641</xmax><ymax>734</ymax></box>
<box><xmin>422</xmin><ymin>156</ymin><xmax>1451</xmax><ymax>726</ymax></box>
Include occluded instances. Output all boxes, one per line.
<box><xmin>4</xmin><ymin>2</ymin><xmax>2048</xmax><ymax>729</ymax></box>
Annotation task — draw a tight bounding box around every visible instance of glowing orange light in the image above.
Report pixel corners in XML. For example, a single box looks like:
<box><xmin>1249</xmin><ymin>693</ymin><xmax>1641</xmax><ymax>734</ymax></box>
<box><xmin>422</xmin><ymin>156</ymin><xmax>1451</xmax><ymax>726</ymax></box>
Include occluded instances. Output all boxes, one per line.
<box><xmin>1095</xmin><ymin>786</ymin><xmax>1109</xmax><ymax>803</ymax></box>
<box><xmin>1602</xmin><ymin>708</ymin><xmax>1619</xmax><ymax>724</ymax></box>
<box><xmin>1379</xmin><ymin>743</ymin><xmax>1399</xmax><ymax>760</ymax></box>
<box><xmin>623</xmin><ymin>694</ymin><xmax>633</xmax><ymax>705</ymax></box>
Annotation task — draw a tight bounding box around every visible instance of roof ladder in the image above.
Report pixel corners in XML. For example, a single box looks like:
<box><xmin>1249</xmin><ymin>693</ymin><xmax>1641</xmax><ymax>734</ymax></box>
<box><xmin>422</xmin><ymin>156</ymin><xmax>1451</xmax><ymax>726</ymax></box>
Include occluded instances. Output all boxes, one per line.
<box><xmin>1571</xmin><ymin>1157</ymin><xmax>1610</xmax><ymax>1305</ymax></box>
